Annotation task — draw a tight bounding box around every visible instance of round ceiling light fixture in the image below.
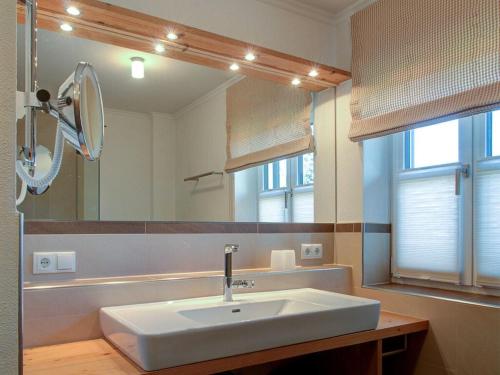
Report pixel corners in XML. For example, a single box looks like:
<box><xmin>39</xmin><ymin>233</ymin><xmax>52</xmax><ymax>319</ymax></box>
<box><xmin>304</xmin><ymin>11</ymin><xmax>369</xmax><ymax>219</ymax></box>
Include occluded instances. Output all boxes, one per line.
<box><xmin>130</xmin><ymin>57</ymin><xmax>145</xmax><ymax>79</ymax></box>
<box><xmin>60</xmin><ymin>23</ymin><xmax>73</xmax><ymax>32</ymax></box>
<box><xmin>244</xmin><ymin>52</ymin><xmax>256</xmax><ymax>62</ymax></box>
<box><xmin>66</xmin><ymin>6</ymin><xmax>80</xmax><ymax>16</ymax></box>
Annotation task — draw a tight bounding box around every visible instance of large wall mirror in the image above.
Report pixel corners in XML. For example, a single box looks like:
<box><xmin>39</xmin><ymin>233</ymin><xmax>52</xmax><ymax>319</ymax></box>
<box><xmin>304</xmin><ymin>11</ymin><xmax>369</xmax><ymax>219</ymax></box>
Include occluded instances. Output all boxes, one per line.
<box><xmin>16</xmin><ymin>1</ymin><xmax>346</xmax><ymax>223</ymax></box>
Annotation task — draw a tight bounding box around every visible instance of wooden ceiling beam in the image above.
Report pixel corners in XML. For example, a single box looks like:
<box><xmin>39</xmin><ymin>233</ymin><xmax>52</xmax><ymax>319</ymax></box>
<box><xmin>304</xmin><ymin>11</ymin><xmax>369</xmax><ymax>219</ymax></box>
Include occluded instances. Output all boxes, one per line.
<box><xmin>16</xmin><ymin>0</ymin><xmax>351</xmax><ymax>92</ymax></box>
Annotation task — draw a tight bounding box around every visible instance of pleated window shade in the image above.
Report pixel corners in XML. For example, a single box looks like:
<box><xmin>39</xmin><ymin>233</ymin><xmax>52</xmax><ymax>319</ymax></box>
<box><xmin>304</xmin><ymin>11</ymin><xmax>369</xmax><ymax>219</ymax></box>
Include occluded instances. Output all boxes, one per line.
<box><xmin>394</xmin><ymin>173</ymin><xmax>461</xmax><ymax>283</ymax></box>
<box><xmin>225</xmin><ymin>77</ymin><xmax>313</xmax><ymax>173</ymax></box>
<box><xmin>474</xmin><ymin>164</ymin><xmax>500</xmax><ymax>287</ymax></box>
<box><xmin>349</xmin><ymin>0</ymin><xmax>500</xmax><ymax>141</ymax></box>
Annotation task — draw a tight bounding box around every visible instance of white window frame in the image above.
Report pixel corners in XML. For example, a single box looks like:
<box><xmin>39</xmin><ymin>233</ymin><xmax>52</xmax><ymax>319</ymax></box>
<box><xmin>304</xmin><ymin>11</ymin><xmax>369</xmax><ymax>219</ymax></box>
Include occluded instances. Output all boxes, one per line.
<box><xmin>472</xmin><ymin>112</ymin><xmax>500</xmax><ymax>288</ymax></box>
<box><xmin>392</xmin><ymin>118</ymin><xmax>474</xmax><ymax>286</ymax></box>
<box><xmin>258</xmin><ymin>155</ymin><xmax>314</xmax><ymax>223</ymax></box>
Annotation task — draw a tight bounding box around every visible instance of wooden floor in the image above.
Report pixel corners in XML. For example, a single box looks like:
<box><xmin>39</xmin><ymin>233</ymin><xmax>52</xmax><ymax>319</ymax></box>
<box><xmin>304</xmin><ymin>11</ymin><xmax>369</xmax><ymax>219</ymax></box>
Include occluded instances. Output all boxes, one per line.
<box><xmin>24</xmin><ymin>311</ymin><xmax>428</xmax><ymax>375</ymax></box>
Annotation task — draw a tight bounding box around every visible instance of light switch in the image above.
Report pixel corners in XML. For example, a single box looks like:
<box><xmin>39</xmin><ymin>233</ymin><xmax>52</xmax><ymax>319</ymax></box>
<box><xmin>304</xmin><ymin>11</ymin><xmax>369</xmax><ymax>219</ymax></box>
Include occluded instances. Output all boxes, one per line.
<box><xmin>57</xmin><ymin>252</ymin><xmax>76</xmax><ymax>272</ymax></box>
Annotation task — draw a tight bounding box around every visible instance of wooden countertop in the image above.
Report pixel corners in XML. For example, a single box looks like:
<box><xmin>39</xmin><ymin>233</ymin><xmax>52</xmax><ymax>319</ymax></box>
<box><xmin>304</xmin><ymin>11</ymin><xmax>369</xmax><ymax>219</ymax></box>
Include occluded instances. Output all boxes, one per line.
<box><xmin>24</xmin><ymin>311</ymin><xmax>428</xmax><ymax>375</ymax></box>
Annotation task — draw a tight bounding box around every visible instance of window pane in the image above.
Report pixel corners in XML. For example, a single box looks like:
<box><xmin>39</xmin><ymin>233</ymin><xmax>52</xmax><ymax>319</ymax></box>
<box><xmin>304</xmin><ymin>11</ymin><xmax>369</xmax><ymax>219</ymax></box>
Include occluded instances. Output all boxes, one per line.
<box><xmin>474</xmin><ymin>167</ymin><xmax>500</xmax><ymax>285</ymax></box>
<box><xmin>297</xmin><ymin>153</ymin><xmax>314</xmax><ymax>186</ymax></box>
<box><xmin>293</xmin><ymin>189</ymin><xmax>314</xmax><ymax>222</ymax></box>
<box><xmin>266</xmin><ymin>163</ymin><xmax>273</xmax><ymax>190</ymax></box>
<box><xmin>278</xmin><ymin>159</ymin><xmax>287</xmax><ymax>188</ymax></box>
<box><xmin>259</xmin><ymin>193</ymin><xmax>286</xmax><ymax>222</ymax></box>
<box><xmin>412</xmin><ymin>120</ymin><xmax>459</xmax><ymax>168</ymax></box>
<box><xmin>492</xmin><ymin>110</ymin><xmax>500</xmax><ymax>157</ymax></box>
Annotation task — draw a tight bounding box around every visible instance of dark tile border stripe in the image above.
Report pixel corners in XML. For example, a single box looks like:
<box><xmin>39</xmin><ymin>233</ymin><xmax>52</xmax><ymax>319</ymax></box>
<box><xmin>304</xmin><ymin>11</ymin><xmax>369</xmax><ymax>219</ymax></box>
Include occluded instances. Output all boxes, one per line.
<box><xmin>24</xmin><ymin>221</ymin><xmax>146</xmax><ymax>234</ymax></box>
<box><xmin>24</xmin><ymin>221</ymin><xmax>391</xmax><ymax>234</ymax></box>
<box><xmin>146</xmin><ymin>222</ymin><xmax>258</xmax><ymax>234</ymax></box>
<box><xmin>363</xmin><ymin>223</ymin><xmax>392</xmax><ymax>234</ymax></box>
<box><xmin>257</xmin><ymin>223</ymin><xmax>335</xmax><ymax>233</ymax></box>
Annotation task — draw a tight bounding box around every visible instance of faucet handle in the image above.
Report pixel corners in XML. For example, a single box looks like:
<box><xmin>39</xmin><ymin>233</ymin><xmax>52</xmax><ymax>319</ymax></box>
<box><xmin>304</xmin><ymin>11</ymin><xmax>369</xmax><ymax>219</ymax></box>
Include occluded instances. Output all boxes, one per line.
<box><xmin>232</xmin><ymin>279</ymin><xmax>255</xmax><ymax>288</ymax></box>
<box><xmin>224</xmin><ymin>244</ymin><xmax>239</xmax><ymax>254</ymax></box>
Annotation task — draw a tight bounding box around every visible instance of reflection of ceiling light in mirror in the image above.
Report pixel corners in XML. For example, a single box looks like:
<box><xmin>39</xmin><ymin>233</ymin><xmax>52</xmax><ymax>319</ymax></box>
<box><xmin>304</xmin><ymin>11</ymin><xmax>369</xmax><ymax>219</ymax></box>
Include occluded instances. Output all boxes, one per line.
<box><xmin>244</xmin><ymin>52</ymin><xmax>256</xmax><ymax>61</ymax></box>
<box><xmin>291</xmin><ymin>78</ymin><xmax>301</xmax><ymax>86</ymax></box>
<box><xmin>155</xmin><ymin>44</ymin><xmax>165</xmax><ymax>53</ymax></box>
<box><xmin>60</xmin><ymin>23</ymin><xmax>73</xmax><ymax>32</ymax></box>
<box><xmin>230</xmin><ymin>63</ymin><xmax>239</xmax><ymax>71</ymax></box>
<box><xmin>167</xmin><ymin>32</ymin><xmax>178</xmax><ymax>40</ymax></box>
<box><xmin>131</xmin><ymin>57</ymin><xmax>145</xmax><ymax>79</ymax></box>
<box><xmin>308</xmin><ymin>69</ymin><xmax>319</xmax><ymax>77</ymax></box>
<box><xmin>66</xmin><ymin>6</ymin><xmax>80</xmax><ymax>16</ymax></box>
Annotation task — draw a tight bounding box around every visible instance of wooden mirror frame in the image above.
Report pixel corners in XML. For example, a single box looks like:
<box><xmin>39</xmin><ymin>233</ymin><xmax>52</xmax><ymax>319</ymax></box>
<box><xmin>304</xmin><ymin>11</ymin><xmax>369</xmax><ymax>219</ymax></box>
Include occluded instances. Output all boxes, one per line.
<box><xmin>16</xmin><ymin>0</ymin><xmax>351</xmax><ymax>92</ymax></box>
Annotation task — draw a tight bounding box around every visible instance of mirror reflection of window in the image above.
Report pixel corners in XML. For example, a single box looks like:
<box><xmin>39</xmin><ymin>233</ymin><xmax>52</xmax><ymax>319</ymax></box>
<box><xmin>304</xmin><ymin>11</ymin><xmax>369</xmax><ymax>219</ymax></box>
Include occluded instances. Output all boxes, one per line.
<box><xmin>489</xmin><ymin>110</ymin><xmax>500</xmax><ymax>157</ymax></box>
<box><xmin>248</xmin><ymin>153</ymin><xmax>315</xmax><ymax>223</ymax></box>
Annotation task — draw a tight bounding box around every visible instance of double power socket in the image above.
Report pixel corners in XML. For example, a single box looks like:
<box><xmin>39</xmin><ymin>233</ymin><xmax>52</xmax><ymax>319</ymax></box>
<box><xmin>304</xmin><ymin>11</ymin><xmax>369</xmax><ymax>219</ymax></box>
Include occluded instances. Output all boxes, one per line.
<box><xmin>300</xmin><ymin>244</ymin><xmax>323</xmax><ymax>259</ymax></box>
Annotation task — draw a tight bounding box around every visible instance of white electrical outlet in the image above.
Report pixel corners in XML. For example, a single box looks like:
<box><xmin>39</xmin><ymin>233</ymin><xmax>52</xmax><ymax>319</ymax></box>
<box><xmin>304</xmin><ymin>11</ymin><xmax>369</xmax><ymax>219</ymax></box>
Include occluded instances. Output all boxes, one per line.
<box><xmin>33</xmin><ymin>252</ymin><xmax>76</xmax><ymax>274</ymax></box>
<box><xmin>33</xmin><ymin>252</ymin><xmax>57</xmax><ymax>274</ymax></box>
<box><xmin>300</xmin><ymin>244</ymin><xmax>323</xmax><ymax>259</ymax></box>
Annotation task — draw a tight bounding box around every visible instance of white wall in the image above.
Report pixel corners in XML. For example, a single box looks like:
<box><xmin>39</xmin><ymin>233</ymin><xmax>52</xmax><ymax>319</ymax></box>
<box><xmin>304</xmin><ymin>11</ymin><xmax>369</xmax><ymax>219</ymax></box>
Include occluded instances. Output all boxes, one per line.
<box><xmin>100</xmin><ymin>108</ymin><xmax>178</xmax><ymax>221</ymax></box>
<box><xmin>0</xmin><ymin>1</ymin><xmax>19</xmax><ymax>373</ymax></box>
<box><xmin>100</xmin><ymin>108</ymin><xmax>153</xmax><ymax>220</ymax></box>
<box><xmin>335</xmin><ymin>80</ymin><xmax>363</xmax><ymax>222</ymax></box>
<box><xmin>175</xmin><ymin>87</ymin><xmax>232</xmax><ymax>221</ymax></box>
<box><xmin>314</xmin><ymin>88</ymin><xmax>337</xmax><ymax>222</ymax></box>
<box><xmin>234</xmin><ymin>167</ymin><xmax>259</xmax><ymax>222</ymax></box>
<box><xmin>363</xmin><ymin>135</ymin><xmax>391</xmax><ymax>223</ymax></box>
<box><xmin>106</xmin><ymin>0</ymin><xmax>337</xmax><ymax>66</ymax></box>
<box><xmin>152</xmin><ymin>113</ymin><xmax>177</xmax><ymax>220</ymax></box>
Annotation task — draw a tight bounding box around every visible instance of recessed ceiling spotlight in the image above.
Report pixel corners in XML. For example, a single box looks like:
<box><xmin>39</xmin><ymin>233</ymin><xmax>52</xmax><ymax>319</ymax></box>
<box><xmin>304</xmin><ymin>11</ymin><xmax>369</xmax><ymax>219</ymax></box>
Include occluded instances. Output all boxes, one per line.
<box><xmin>230</xmin><ymin>63</ymin><xmax>240</xmax><ymax>71</ymax></box>
<box><xmin>166</xmin><ymin>32</ymin><xmax>178</xmax><ymax>41</ymax></box>
<box><xmin>60</xmin><ymin>23</ymin><xmax>73</xmax><ymax>32</ymax></box>
<box><xmin>155</xmin><ymin>44</ymin><xmax>165</xmax><ymax>53</ymax></box>
<box><xmin>130</xmin><ymin>57</ymin><xmax>145</xmax><ymax>79</ymax></box>
<box><xmin>291</xmin><ymin>78</ymin><xmax>301</xmax><ymax>86</ymax></box>
<box><xmin>66</xmin><ymin>6</ymin><xmax>80</xmax><ymax>16</ymax></box>
<box><xmin>244</xmin><ymin>52</ymin><xmax>256</xmax><ymax>62</ymax></box>
<box><xmin>308</xmin><ymin>69</ymin><xmax>319</xmax><ymax>78</ymax></box>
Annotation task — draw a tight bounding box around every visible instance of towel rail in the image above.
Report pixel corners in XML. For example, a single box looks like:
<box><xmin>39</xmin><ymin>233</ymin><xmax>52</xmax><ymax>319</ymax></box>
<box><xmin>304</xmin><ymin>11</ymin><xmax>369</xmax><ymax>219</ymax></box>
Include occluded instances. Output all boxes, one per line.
<box><xmin>184</xmin><ymin>171</ymin><xmax>224</xmax><ymax>182</ymax></box>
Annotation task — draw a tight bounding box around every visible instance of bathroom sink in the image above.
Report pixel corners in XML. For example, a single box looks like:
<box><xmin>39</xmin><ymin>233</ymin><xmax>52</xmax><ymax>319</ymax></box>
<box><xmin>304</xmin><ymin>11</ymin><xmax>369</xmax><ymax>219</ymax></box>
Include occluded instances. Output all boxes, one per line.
<box><xmin>100</xmin><ymin>288</ymin><xmax>380</xmax><ymax>371</ymax></box>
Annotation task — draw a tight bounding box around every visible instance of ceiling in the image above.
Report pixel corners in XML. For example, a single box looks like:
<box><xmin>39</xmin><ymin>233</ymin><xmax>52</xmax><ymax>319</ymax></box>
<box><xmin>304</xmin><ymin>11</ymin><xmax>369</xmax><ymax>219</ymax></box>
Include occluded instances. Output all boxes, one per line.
<box><xmin>17</xmin><ymin>27</ymin><xmax>236</xmax><ymax>114</ymax></box>
<box><xmin>263</xmin><ymin>0</ymin><xmax>361</xmax><ymax>19</ymax></box>
<box><xmin>298</xmin><ymin>0</ymin><xmax>358</xmax><ymax>14</ymax></box>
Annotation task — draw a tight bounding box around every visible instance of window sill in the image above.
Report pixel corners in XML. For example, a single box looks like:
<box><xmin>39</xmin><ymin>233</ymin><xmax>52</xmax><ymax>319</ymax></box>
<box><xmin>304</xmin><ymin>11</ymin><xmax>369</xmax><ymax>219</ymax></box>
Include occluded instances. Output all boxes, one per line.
<box><xmin>363</xmin><ymin>283</ymin><xmax>500</xmax><ymax>308</ymax></box>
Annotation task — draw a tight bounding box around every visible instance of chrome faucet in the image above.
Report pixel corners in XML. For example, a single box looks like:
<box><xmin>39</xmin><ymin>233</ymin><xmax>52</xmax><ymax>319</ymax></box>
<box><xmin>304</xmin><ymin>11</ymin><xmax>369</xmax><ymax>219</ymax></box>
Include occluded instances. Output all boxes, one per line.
<box><xmin>223</xmin><ymin>244</ymin><xmax>254</xmax><ymax>302</ymax></box>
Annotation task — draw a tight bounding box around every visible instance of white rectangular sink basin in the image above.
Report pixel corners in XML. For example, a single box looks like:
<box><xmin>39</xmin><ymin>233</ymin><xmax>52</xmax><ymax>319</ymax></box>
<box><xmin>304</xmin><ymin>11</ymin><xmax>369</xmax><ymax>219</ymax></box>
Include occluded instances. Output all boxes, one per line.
<box><xmin>100</xmin><ymin>288</ymin><xmax>380</xmax><ymax>371</ymax></box>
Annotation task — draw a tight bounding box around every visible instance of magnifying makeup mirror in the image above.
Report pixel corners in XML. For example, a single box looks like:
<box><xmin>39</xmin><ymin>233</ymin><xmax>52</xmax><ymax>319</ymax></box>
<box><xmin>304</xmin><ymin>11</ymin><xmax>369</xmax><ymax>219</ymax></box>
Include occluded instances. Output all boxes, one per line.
<box><xmin>16</xmin><ymin>61</ymin><xmax>105</xmax><ymax>200</ymax></box>
<box><xmin>58</xmin><ymin>62</ymin><xmax>104</xmax><ymax>161</ymax></box>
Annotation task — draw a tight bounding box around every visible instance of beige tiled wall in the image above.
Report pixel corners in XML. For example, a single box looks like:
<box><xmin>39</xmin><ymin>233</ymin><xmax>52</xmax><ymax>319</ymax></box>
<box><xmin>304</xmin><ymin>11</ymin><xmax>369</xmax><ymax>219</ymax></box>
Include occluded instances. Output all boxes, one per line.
<box><xmin>335</xmin><ymin>232</ymin><xmax>500</xmax><ymax>375</ymax></box>
<box><xmin>24</xmin><ymin>232</ymin><xmax>334</xmax><ymax>283</ymax></box>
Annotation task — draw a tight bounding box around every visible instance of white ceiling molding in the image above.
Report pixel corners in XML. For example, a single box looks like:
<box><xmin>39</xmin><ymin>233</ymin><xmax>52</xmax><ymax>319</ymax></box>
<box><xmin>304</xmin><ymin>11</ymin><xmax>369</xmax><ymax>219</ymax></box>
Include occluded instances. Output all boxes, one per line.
<box><xmin>331</xmin><ymin>0</ymin><xmax>377</xmax><ymax>26</ymax></box>
<box><xmin>256</xmin><ymin>0</ymin><xmax>337</xmax><ymax>25</ymax></box>
<box><xmin>174</xmin><ymin>75</ymin><xmax>245</xmax><ymax>119</ymax></box>
<box><xmin>256</xmin><ymin>0</ymin><xmax>377</xmax><ymax>26</ymax></box>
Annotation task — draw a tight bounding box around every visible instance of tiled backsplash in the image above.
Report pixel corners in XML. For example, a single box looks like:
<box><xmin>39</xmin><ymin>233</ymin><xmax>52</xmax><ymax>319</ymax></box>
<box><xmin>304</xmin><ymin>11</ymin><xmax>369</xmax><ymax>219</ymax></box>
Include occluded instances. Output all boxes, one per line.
<box><xmin>24</xmin><ymin>232</ymin><xmax>334</xmax><ymax>283</ymax></box>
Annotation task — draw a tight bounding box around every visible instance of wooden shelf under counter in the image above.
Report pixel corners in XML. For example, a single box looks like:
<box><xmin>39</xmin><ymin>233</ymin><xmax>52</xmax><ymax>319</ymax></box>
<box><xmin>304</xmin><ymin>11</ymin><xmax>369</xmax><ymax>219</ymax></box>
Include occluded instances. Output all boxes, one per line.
<box><xmin>24</xmin><ymin>311</ymin><xmax>428</xmax><ymax>375</ymax></box>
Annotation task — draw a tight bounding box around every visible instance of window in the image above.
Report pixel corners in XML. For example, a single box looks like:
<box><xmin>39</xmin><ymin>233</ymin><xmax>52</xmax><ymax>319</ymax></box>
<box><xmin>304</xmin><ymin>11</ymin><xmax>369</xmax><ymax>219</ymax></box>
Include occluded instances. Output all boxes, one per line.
<box><xmin>393</xmin><ymin>111</ymin><xmax>500</xmax><ymax>290</ymax></box>
<box><xmin>487</xmin><ymin>111</ymin><xmax>500</xmax><ymax>157</ymax></box>
<box><xmin>258</xmin><ymin>153</ymin><xmax>314</xmax><ymax>223</ymax></box>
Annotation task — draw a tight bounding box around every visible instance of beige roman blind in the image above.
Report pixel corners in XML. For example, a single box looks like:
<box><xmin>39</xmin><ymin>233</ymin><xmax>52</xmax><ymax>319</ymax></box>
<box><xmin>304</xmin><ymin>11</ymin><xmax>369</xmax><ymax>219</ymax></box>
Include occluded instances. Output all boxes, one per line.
<box><xmin>349</xmin><ymin>0</ymin><xmax>500</xmax><ymax>141</ymax></box>
<box><xmin>225</xmin><ymin>77</ymin><xmax>313</xmax><ymax>173</ymax></box>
